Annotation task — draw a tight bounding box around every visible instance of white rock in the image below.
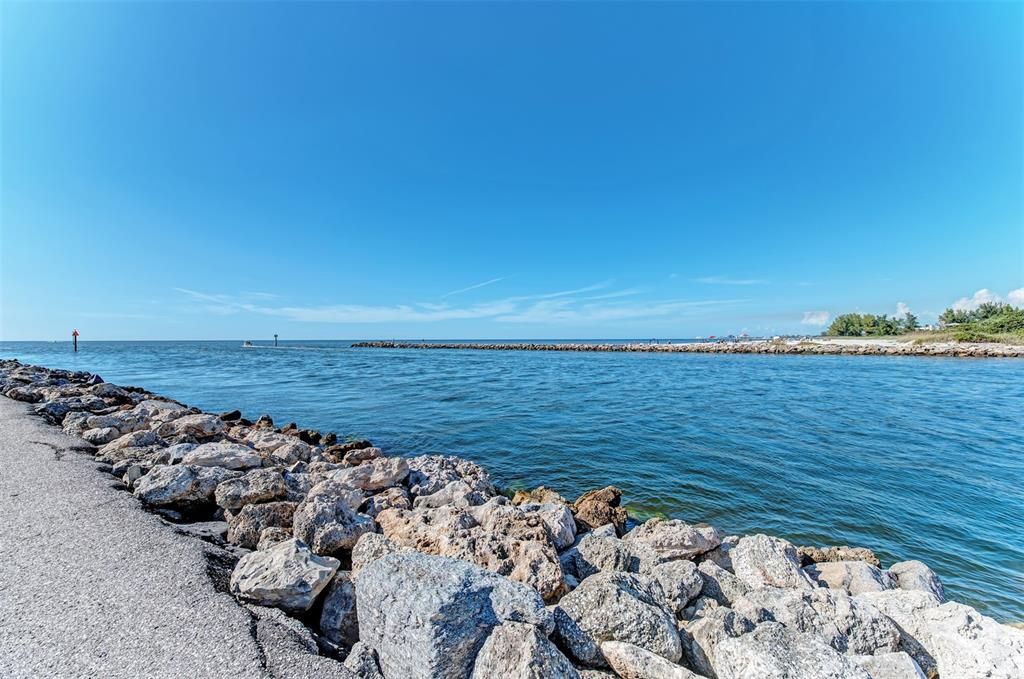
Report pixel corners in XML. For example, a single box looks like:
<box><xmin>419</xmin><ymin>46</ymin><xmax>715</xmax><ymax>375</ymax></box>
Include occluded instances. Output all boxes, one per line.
<box><xmin>157</xmin><ymin>413</ymin><xmax>226</xmax><ymax>439</ymax></box>
<box><xmin>679</xmin><ymin>606</ymin><xmax>754</xmax><ymax>677</ymax></box>
<box><xmin>471</xmin><ymin>621</ymin><xmax>580</xmax><ymax>678</ymax></box>
<box><xmin>519</xmin><ymin>501</ymin><xmax>577</xmax><ymax>551</ymax></box>
<box><xmin>713</xmin><ymin>622</ymin><xmax>871</xmax><ymax>678</ymax></box>
<box><xmin>229</xmin><ymin>538</ymin><xmax>339</xmax><ymax>613</ymax></box>
<box><xmin>919</xmin><ymin>601</ymin><xmax>1024</xmax><ymax>679</ymax></box>
<box><xmin>731</xmin><ymin>534</ymin><xmax>815</xmax><ymax>590</ymax></box>
<box><xmin>804</xmin><ymin>560</ymin><xmax>897</xmax><ymax>595</ymax></box>
<box><xmin>852</xmin><ymin>651</ymin><xmax>926</xmax><ymax>679</ymax></box>
<box><xmin>623</xmin><ymin>518</ymin><xmax>722</xmax><ymax>560</ymax></box>
<box><xmin>553</xmin><ymin>571</ymin><xmax>681</xmax><ymax>668</ymax></box>
<box><xmin>887</xmin><ymin>560</ymin><xmax>945</xmax><ymax>602</ymax></box>
<box><xmin>330</xmin><ymin>456</ymin><xmax>409</xmax><ymax>492</ymax></box>
<box><xmin>182</xmin><ymin>442</ymin><xmax>263</xmax><ymax>470</ymax></box>
<box><xmin>855</xmin><ymin>589</ymin><xmax>942</xmax><ymax>675</ymax></box>
<box><xmin>355</xmin><ymin>551</ymin><xmax>552</xmax><ymax>679</ymax></box>
<box><xmin>600</xmin><ymin>641</ymin><xmax>702</xmax><ymax>679</ymax></box>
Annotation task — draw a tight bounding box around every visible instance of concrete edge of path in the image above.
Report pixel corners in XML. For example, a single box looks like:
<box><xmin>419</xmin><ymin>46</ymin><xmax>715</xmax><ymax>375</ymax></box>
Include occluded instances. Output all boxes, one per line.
<box><xmin>0</xmin><ymin>396</ymin><xmax>355</xmax><ymax>679</ymax></box>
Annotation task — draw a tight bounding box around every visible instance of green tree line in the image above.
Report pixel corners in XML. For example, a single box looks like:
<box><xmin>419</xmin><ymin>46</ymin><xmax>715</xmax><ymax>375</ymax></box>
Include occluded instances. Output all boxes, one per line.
<box><xmin>824</xmin><ymin>312</ymin><xmax>918</xmax><ymax>337</ymax></box>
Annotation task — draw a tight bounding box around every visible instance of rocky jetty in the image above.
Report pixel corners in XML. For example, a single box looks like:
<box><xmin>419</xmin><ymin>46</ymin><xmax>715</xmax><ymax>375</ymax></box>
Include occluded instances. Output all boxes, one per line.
<box><xmin>2</xmin><ymin>357</ymin><xmax>1022</xmax><ymax>679</ymax></box>
<box><xmin>352</xmin><ymin>340</ymin><xmax>1024</xmax><ymax>358</ymax></box>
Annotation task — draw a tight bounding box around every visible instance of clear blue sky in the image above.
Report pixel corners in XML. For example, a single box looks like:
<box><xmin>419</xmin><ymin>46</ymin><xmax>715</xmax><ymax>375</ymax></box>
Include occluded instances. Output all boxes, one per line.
<box><xmin>2</xmin><ymin>1</ymin><xmax>1021</xmax><ymax>340</ymax></box>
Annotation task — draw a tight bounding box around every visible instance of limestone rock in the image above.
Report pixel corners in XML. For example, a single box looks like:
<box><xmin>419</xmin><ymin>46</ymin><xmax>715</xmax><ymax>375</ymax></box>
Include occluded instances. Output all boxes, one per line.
<box><xmin>258</xmin><ymin>527</ymin><xmax>292</xmax><ymax>551</ymax></box>
<box><xmin>600</xmin><ymin>640</ymin><xmax>702</xmax><ymax>679</ymax></box>
<box><xmin>350</xmin><ymin>532</ymin><xmax>406</xmax><ymax>578</ymax></box>
<box><xmin>292</xmin><ymin>493</ymin><xmax>375</xmax><ymax>557</ymax></box>
<box><xmin>563</xmin><ymin>532</ymin><xmax>634</xmax><ymax>580</ymax></box>
<box><xmin>804</xmin><ymin>560</ymin><xmax>897</xmax><ymax>595</ymax></box>
<box><xmin>471</xmin><ymin>621</ymin><xmax>581</xmax><ymax>679</ymax></box>
<box><xmin>330</xmin><ymin>457</ymin><xmax>409</xmax><ymax>492</ymax></box>
<box><xmin>227</xmin><ymin>501</ymin><xmax>297</xmax><ymax>549</ymax></box>
<box><xmin>305</xmin><ymin>479</ymin><xmax>364</xmax><ymax>512</ymax></box>
<box><xmin>182</xmin><ymin>442</ymin><xmax>263</xmax><ymax>471</ymax></box>
<box><xmin>512</xmin><ymin>485</ymin><xmax>568</xmax><ymax>506</ymax></box>
<box><xmin>573</xmin><ymin>486</ymin><xmax>628</xmax><ymax>534</ymax></box>
<box><xmin>320</xmin><ymin>571</ymin><xmax>359</xmax><ymax>648</ymax></box>
<box><xmin>712</xmin><ymin>622</ymin><xmax>871</xmax><ymax>679</ymax></box>
<box><xmin>852</xmin><ymin>651</ymin><xmax>927</xmax><ymax>679</ymax></box>
<box><xmin>406</xmin><ymin>454</ymin><xmax>495</xmax><ymax>497</ymax></box>
<box><xmin>133</xmin><ymin>464</ymin><xmax>241</xmax><ymax>511</ymax></box>
<box><xmin>214</xmin><ymin>468</ymin><xmax>289</xmax><ymax>511</ymax></box>
<box><xmin>83</xmin><ymin>426</ymin><xmax>121</xmax><ymax>445</ymax></box>
<box><xmin>554</xmin><ymin>571</ymin><xmax>681</xmax><ymax>668</ymax></box>
<box><xmin>855</xmin><ymin>589</ymin><xmax>942</xmax><ymax>677</ymax></box>
<box><xmin>798</xmin><ymin>545</ymin><xmax>881</xmax><ymax>568</ymax></box>
<box><xmin>98</xmin><ymin>429</ymin><xmax>163</xmax><ymax>456</ymax></box>
<box><xmin>645</xmin><ymin>559</ymin><xmax>704</xmax><ymax>616</ymax></box>
<box><xmin>734</xmin><ymin>586</ymin><xmax>900</xmax><ymax>655</ymax></box>
<box><xmin>698</xmin><ymin>560</ymin><xmax>751</xmax><ymax>607</ymax></box>
<box><xmin>341</xmin><ymin>446</ymin><xmax>382</xmax><ymax>466</ymax></box>
<box><xmin>229</xmin><ymin>538</ymin><xmax>339</xmax><ymax>613</ymax></box>
<box><xmin>343</xmin><ymin>642</ymin><xmax>385</xmax><ymax>679</ymax></box>
<box><xmin>376</xmin><ymin>500</ymin><xmax>564</xmax><ymax>601</ymax></box>
<box><xmin>623</xmin><ymin>518</ymin><xmax>722</xmax><ymax>561</ymax></box>
<box><xmin>361</xmin><ymin>486</ymin><xmax>411</xmax><ymax>517</ymax></box>
<box><xmin>519</xmin><ymin>501</ymin><xmax>577</xmax><ymax>551</ymax></box>
<box><xmin>731</xmin><ymin>534</ymin><xmax>815</xmax><ymax>590</ymax></box>
<box><xmin>157</xmin><ymin>413</ymin><xmax>226</xmax><ymax>440</ymax></box>
<box><xmin>355</xmin><ymin>551</ymin><xmax>552</xmax><ymax>679</ymax></box>
<box><xmin>888</xmin><ymin>560</ymin><xmax>945</xmax><ymax>602</ymax></box>
<box><xmin>679</xmin><ymin>606</ymin><xmax>755</xmax><ymax>677</ymax></box>
<box><xmin>701</xmin><ymin>535</ymin><xmax>738</xmax><ymax>572</ymax></box>
<box><xmin>412</xmin><ymin>480</ymin><xmax>488</xmax><ymax>509</ymax></box>
<box><xmin>919</xmin><ymin>601</ymin><xmax>1024</xmax><ymax>679</ymax></box>
<box><xmin>265</xmin><ymin>440</ymin><xmax>314</xmax><ymax>466</ymax></box>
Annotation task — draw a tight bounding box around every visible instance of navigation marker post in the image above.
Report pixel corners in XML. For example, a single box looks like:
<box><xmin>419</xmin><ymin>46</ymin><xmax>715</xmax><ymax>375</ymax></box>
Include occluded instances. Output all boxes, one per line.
<box><xmin>72</xmin><ymin>329</ymin><xmax>79</xmax><ymax>352</ymax></box>
<box><xmin>274</xmin><ymin>334</ymin><xmax>278</xmax><ymax>347</ymax></box>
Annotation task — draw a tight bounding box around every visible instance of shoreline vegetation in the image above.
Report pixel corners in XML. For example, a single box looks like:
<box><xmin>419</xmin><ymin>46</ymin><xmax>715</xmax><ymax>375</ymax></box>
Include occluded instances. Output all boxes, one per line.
<box><xmin>2</xmin><ymin>358</ymin><xmax>1022</xmax><ymax>678</ymax></box>
<box><xmin>825</xmin><ymin>302</ymin><xmax>1024</xmax><ymax>345</ymax></box>
<box><xmin>352</xmin><ymin>337</ymin><xmax>1024</xmax><ymax>357</ymax></box>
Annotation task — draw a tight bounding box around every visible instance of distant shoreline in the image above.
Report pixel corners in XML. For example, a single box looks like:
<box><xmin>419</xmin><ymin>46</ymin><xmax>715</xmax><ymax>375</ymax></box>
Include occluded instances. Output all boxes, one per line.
<box><xmin>353</xmin><ymin>338</ymin><xmax>1024</xmax><ymax>358</ymax></box>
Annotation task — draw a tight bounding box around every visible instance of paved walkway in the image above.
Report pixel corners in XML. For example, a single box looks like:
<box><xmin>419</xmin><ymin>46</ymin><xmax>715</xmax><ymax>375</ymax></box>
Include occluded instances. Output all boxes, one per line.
<box><xmin>0</xmin><ymin>397</ymin><xmax>349</xmax><ymax>678</ymax></box>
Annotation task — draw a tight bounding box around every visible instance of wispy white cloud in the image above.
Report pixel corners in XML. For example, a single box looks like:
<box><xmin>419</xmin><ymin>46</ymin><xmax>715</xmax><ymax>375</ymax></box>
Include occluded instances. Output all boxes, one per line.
<box><xmin>441</xmin><ymin>276</ymin><xmax>507</xmax><ymax>299</ymax></box>
<box><xmin>174</xmin><ymin>285</ymin><xmax>742</xmax><ymax>326</ymax></box>
<box><xmin>801</xmin><ymin>310</ymin><xmax>830</xmax><ymax>326</ymax></box>
<box><xmin>695</xmin><ymin>275</ymin><xmax>768</xmax><ymax>286</ymax></box>
<box><xmin>1008</xmin><ymin>288</ymin><xmax>1024</xmax><ymax>306</ymax></box>
<box><xmin>896</xmin><ymin>302</ymin><xmax>911</xmax><ymax>317</ymax></box>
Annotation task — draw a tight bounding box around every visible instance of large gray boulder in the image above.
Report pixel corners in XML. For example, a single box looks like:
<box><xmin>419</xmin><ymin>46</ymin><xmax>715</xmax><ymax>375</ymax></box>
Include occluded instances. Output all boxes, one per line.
<box><xmin>227</xmin><ymin>501</ymin><xmax>297</xmax><ymax>549</ymax></box>
<box><xmin>698</xmin><ymin>560</ymin><xmax>751</xmax><ymax>606</ymax></box>
<box><xmin>623</xmin><ymin>519</ymin><xmax>722</xmax><ymax>560</ymax></box>
<box><xmin>182</xmin><ymin>442</ymin><xmax>263</xmax><ymax>470</ymax></box>
<box><xmin>918</xmin><ymin>602</ymin><xmax>1024</xmax><ymax>679</ymax></box>
<box><xmin>734</xmin><ymin>586</ymin><xmax>900</xmax><ymax>655</ymax></box>
<box><xmin>518</xmin><ymin>501</ymin><xmax>577</xmax><ymax>551</ymax></box>
<box><xmin>731</xmin><ymin>534</ymin><xmax>815</xmax><ymax>590</ymax></box>
<box><xmin>470</xmin><ymin>621</ymin><xmax>580</xmax><ymax>679</ymax></box>
<box><xmin>712</xmin><ymin>622</ymin><xmax>871</xmax><ymax>678</ymax></box>
<box><xmin>405</xmin><ymin>454</ymin><xmax>495</xmax><ymax>497</ymax></box>
<box><xmin>355</xmin><ymin>552</ymin><xmax>552</xmax><ymax>679</ymax></box>
<box><xmin>600</xmin><ymin>641</ymin><xmax>702</xmax><ymax>679</ymax></box>
<box><xmin>887</xmin><ymin>560</ymin><xmax>945</xmax><ymax>602</ymax></box>
<box><xmin>133</xmin><ymin>464</ymin><xmax>241</xmax><ymax>510</ymax></box>
<box><xmin>292</xmin><ymin>493</ymin><xmax>375</xmax><ymax>557</ymax></box>
<box><xmin>319</xmin><ymin>571</ymin><xmax>359</xmax><ymax>648</ymax></box>
<box><xmin>679</xmin><ymin>606</ymin><xmax>755</xmax><ymax>677</ymax></box>
<box><xmin>645</xmin><ymin>559</ymin><xmax>704</xmax><ymax>616</ymax></box>
<box><xmin>156</xmin><ymin>412</ymin><xmax>226</xmax><ymax>439</ymax></box>
<box><xmin>852</xmin><ymin>651</ymin><xmax>927</xmax><ymax>679</ymax></box>
<box><xmin>229</xmin><ymin>538</ymin><xmax>339</xmax><ymax>613</ymax></box>
<box><xmin>804</xmin><ymin>560</ymin><xmax>896</xmax><ymax>595</ymax></box>
<box><xmin>214</xmin><ymin>468</ymin><xmax>289</xmax><ymax>511</ymax></box>
<box><xmin>553</xmin><ymin>571</ymin><xmax>681</xmax><ymax>668</ymax></box>
<box><xmin>855</xmin><ymin>589</ymin><xmax>942</xmax><ymax>676</ymax></box>
<box><xmin>330</xmin><ymin>457</ymin><xmax>409</xmax><ymax>492</ymax></box>
<box><xmin>350</xmin><ymin>533</ymin><xmax>406</xmax><ymax>578</ymax></box>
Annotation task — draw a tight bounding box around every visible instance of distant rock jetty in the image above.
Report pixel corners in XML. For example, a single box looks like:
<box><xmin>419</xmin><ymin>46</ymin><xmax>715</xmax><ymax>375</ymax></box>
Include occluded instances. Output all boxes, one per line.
<box><xmin>353</xmin><ymin>339</ymin><xmax>1024</xmax><ymax>358</ymax></box>
<box><xmin>2</xmin><ymin>357</ymin><xmax>1023</xmax><ymax>679</ymax></box>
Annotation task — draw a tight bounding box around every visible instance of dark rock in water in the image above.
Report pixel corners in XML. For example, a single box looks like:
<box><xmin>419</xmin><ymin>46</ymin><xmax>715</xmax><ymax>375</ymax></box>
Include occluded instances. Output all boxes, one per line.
<box><xmin>321</xmin><ymin>432</ymin><xmax>337</xmax><ymax>447</ymax></box>
<box><xmin>282</xmin><ymin>422</ymin><xmax>298</xmax><ymax>432</ymax></box>
<box><xmin>323</xmin><ymin>440</ymin><xmax>373</xmax><ymax>463</ymax></box>
<box><xmin>798</xmin><ymin>545</ymin><xmax>881</xmax><ymax>568</ymax></box>
<box><xmin>255</xmin><ymin>414</ymin><xmax>274</xmax><ymax>429</ymax></box>
<box><xmin>219</xmin><ymin>409</ymin><xmax>242</xmax><ymax>421</ymax></box>
<box><xmin>298</xmin><ymin>429</ymin><xmax>321</xmax><ymax>445</ymax></box>
<box><xmin>573</xmin><ymin>486</ymin><xmax>628</xmax><ymax>535</ymax></box>
<box><xmin>85</xmin><ymin>373</ymin><xmax>104</xmax><ymax>386</ymax></box>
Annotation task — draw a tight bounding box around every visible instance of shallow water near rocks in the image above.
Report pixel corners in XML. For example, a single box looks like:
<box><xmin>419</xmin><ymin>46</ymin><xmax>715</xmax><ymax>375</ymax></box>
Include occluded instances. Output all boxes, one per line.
<box><xmin>3</xmin><ymin>339</ymin><xmax>1023</xmax><ymax>622</ymax></box>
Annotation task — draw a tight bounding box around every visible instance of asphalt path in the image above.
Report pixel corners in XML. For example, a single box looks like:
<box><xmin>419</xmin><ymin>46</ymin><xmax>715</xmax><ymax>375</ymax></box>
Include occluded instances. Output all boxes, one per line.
<box><xmin>0</xmin><ymin>397</ymin><xmax>352</xmax><ymax>678</ymax></box>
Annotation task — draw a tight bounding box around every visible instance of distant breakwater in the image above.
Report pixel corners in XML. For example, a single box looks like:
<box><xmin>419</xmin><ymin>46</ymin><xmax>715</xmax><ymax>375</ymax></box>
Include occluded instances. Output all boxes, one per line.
<box><xmin>352</xmin><ymin>340</ymin><xmax>1024</xmax><ymax>358</ymax></box>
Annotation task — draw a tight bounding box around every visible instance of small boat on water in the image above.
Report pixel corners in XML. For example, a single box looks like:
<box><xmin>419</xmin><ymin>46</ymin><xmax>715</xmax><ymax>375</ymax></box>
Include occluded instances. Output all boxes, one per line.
<box><xmin>242</xmin><ymin>341</ymin><xmax>254</xmax><ymax>348</ymax></box>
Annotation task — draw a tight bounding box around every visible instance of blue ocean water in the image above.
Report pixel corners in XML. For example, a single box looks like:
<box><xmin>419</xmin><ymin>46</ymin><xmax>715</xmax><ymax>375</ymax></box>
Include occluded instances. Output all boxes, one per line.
<box><xmin>2</xmin><ymin>339</ymin><xmax>1022</xmax><ymax>621</ymax></box>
